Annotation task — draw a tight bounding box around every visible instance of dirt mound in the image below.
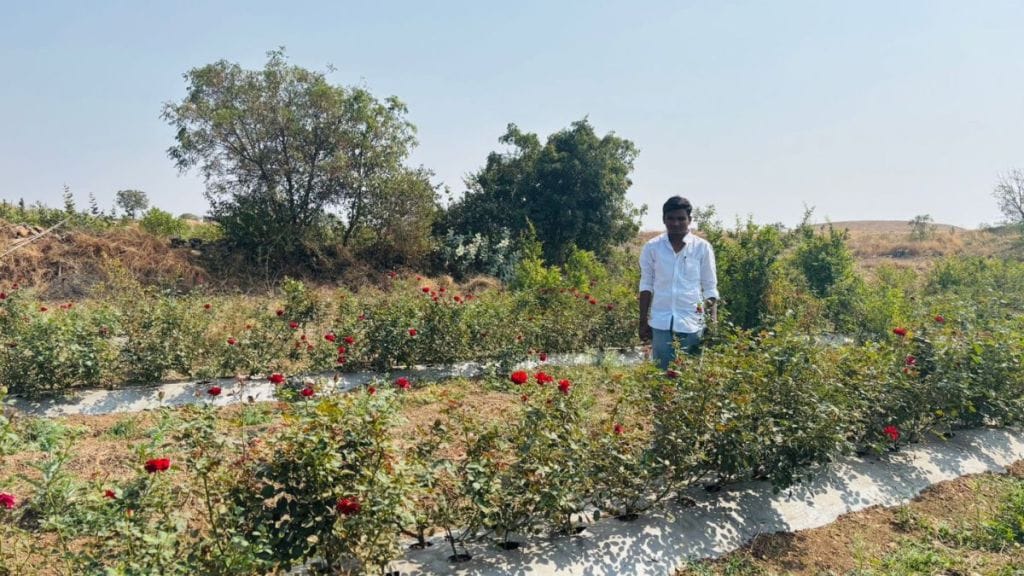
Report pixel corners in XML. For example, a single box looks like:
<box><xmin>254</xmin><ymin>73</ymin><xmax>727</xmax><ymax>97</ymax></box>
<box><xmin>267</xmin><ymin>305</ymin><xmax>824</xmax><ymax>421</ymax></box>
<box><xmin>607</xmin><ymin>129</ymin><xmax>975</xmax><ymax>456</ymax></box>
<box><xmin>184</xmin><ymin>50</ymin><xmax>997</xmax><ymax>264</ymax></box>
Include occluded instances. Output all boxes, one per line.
<box><xmin>0</xmin><ymin>220</ymin><xmax>206</xmax><ymax>299</ymax></box>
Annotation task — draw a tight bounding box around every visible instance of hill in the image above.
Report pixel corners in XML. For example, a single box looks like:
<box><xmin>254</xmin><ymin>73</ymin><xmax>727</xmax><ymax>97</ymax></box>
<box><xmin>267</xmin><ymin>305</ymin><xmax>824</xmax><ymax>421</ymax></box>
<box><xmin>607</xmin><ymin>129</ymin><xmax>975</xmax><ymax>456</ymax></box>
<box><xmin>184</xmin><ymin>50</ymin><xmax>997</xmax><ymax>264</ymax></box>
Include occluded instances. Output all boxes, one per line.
<box><xmin>638</xmin><ymin>220</ymin><xmax>1021</xmax><ymax>277</ymax></box>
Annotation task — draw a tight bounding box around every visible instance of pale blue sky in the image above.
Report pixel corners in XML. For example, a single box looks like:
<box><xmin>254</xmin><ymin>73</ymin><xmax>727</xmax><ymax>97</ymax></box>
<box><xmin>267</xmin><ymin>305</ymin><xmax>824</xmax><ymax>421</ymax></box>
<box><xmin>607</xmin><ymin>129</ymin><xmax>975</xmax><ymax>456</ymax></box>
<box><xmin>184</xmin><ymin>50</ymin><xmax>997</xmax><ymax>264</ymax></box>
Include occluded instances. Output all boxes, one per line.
<box><xmin>2</xmin><ymin>1</ymin><xmax>1022</xmax><ymax>230</ymax></box>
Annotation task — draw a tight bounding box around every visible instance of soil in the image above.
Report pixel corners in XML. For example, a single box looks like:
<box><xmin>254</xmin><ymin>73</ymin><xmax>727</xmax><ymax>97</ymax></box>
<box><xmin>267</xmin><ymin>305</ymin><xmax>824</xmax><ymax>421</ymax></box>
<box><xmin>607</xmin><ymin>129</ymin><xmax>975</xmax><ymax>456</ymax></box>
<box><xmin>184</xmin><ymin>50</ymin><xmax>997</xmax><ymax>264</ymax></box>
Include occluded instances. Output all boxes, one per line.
<box><xmin>680</xmin><ymin>461</ymin><xmax>1024</xmax><ymax>575</ymax></box>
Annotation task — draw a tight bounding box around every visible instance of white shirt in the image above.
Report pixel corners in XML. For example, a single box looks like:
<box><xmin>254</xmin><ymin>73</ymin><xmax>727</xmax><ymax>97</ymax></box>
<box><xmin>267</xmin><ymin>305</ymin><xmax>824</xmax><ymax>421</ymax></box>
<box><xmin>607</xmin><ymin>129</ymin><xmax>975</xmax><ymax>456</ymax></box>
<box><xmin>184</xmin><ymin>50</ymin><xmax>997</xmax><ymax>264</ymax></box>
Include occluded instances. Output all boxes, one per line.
<box><xmin>639</xmin><ymin>232</ymin><xmax>719</xmax><ymax>333</ymax></box>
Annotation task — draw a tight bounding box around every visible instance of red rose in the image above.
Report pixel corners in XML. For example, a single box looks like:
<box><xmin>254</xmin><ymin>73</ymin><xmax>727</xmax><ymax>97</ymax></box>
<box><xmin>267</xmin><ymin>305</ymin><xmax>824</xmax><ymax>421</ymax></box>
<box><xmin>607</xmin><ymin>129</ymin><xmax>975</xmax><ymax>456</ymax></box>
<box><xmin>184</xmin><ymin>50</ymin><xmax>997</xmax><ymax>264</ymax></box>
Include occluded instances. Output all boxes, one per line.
<box><xmin>892</xmin><ymin>327</ymin><xmax>908</xmax><ymax>337</ymax></box>
<box><xmin>0</xmin><ymin>492</ymin><xmax>15</xmax><ymax>509</ymax></box>
<box><xmin>144</xmin><ymin>458</ymin><xmax>171</xmax><ymax>473</ymax></box>
<box><xmin>289</xmin><ymin>321</ymin><xmax>299</xmax><ymax>330</ymax></box>
<box><xmin>324</xmin><ymin>333</ymin><xmax>336</xmax><ymax>342</ymax></box>
<box><xmin>104</xmin><ymin>489</ymin><xmax>116</xmax><ymax>500</ymax></box>
<box><xmin>934</xmin><ymin>315</ymin><xmax>945</xmax><ymax>323</ymax></box>
<box><xmin>454</xmin><ymin>296</ymin><xmax>462</xmax><ymax>303</ymax></box>
<box><xmin>905</xmin><ymin>355</ymin><xmax>917</xmax><ymax>366</ymax></box>
<box><xmin>589</xmin><ymin>298</ymin><xmax>597</xmax><ymax>305</ymax></box>
<box><xmin>883</xmin><ymin>425</ymin><xmax>901</xmax><ymax>442</ymax></box>
<box><xmin>300</xmin><ymin>334</ymin><xmax>307</xmax><ymax>341</ymax></box>
<box><xmin>613</xmin><ymin>423</ymin><xmax>624</xmax><ymax>435</ymax></box>
<box><xmin>510</xmin><ymin>371</ymin><xmax>529</xmax><ymax>385</ymax></box>
<box><xmin>336</xmin><ymin>355</ymin><xmax>346</xmax><ymax>365</ymax></box>
<box><xmin>203</xmin><ymin>303</ymin><xmax>211</xmax><ymax>310</ymax></box>
<box><xmin>39</xmin><ymin>306</ymin><xmax>48</xmax><ymax>312</ymax></box>
<box><xmin>395</xmin><ymin>376</ymin><xmax>411</xmax><ymax>390</ymax></box>
<box><xmin>367</xmin><ymin>386</ymin><xmax>377</xmax><ymax>395</ymax></box>
<box><xmin>300</xmin><ymin>387</ymin><xmax>315</xmax><ymax>397</ymax></box>
<box><xmin>337</xmin><ymin>346</ymin><xmax>347</xmax><ymax>354</ymax></box>
<box><xmin>0</xmin><ymin>292</ymin><xmax>6</xmax><ymax>300</ymax></box>
<box><xmin>538</xmin><ymin>352</ymin><xmax>548</xmax><ymax>362</ymax></box>
<box><xmin>421</xmin><ymin>286</ymin><xmax>430</xmax><ymax>294</ymax></box>
<box><xmin>558</xmin><ymin>379</ymin><xmax>571</xmax><ymax>395</ymax></box>
<box><xmin>276</xmin><ymin>309</ymin><xmax>284</xmax><ymax>316</ymax></box>
<box><xmin>408</xmin><ymin>328</ymin><xmax>418</xmax><ymax>337</ymax></box>
<box><xmin>535</xmin><ymin>371</ymin><xmax>554</xmax><ymax>384</ymax></box>
<box><xmin>226</xmin><ymin>337</ymin><xmax>237</xmax><ymax>346</ymax></box>
<box><xmin>269</xmin><ymin>373</ymin><xmax>285</xmax><ymax>384</ymax></box>
<box><xmin>245</xmin><ymin>324</ymin><xmax>252</xmax><ymax>330</ymax></box>
<box><xmin>336</xmin><ymin>497</ymin><xmax>361</xmax><ymax>516</ymax></box>
<box><xmin>207</xmin><ymin>386</ymin><xmax>222</xmax><ymax>396</ymax></box>
<box><xmin>343</xmin><ymin>336</ymin><xmax>355</xmax><ymax>345</ymax></box>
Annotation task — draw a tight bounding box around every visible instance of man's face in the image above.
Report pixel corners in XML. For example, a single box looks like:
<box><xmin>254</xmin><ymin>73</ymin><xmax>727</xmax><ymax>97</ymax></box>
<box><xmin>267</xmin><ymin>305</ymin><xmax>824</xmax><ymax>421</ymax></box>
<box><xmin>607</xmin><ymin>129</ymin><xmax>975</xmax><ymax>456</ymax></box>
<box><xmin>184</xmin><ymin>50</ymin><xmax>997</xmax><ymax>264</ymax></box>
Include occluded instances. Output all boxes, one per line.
<box><xmin>663</xmin><ymin>209</ymin><xmax>691</xmax><ymax>236</ymax></box>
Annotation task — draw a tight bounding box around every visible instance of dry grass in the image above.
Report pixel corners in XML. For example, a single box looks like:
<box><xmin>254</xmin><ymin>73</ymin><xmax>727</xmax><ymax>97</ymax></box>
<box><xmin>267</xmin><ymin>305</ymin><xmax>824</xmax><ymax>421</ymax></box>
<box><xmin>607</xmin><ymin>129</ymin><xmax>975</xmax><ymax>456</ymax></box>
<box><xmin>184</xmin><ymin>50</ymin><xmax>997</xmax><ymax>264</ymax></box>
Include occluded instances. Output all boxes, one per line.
<box><xmin>0</xmin><ymin>222</ymin><xmax>205</xmax><ymax>299</ymax></box>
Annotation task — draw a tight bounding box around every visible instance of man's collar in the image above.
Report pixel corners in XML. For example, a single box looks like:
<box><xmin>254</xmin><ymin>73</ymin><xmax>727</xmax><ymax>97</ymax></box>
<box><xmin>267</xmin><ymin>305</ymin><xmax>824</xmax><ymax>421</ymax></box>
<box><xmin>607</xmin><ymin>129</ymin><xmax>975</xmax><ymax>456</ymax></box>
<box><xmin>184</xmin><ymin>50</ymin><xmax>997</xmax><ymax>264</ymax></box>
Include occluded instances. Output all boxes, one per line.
<box><xmin>662</xmin><ymin>231</ymin><xmax>693</xmax><ymax>244</ymax></box>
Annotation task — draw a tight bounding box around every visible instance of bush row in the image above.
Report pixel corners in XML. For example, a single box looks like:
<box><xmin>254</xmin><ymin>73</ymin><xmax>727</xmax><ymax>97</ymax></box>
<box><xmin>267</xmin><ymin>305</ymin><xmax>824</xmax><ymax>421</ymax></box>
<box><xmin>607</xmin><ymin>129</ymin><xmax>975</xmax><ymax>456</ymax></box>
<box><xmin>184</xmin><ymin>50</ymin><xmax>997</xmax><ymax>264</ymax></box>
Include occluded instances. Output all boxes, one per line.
<box><xmin>0</xmin><ymin>270</ymin><xmax>636</xmax><ymax>396</ymax></box>
<box><xmin>1</xmin><ymin>312</ymin><xmax>1021</xmax><ymax>574</ymax></box>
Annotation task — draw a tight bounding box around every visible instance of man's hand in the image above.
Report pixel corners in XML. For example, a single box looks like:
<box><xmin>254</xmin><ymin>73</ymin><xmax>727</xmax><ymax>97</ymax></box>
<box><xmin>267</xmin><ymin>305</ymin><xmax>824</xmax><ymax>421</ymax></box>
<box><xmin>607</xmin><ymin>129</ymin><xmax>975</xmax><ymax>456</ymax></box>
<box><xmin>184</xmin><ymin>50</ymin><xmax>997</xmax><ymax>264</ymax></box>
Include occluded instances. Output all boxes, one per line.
<box><xmin>704</xmin><ymin>298</ymin><xmax>719</xmax><ymax>325</ymax></box>
<box><xmin>639</xmin><ymin>321</ymin><xmax>653</xmax><ymax>343</ymax></box>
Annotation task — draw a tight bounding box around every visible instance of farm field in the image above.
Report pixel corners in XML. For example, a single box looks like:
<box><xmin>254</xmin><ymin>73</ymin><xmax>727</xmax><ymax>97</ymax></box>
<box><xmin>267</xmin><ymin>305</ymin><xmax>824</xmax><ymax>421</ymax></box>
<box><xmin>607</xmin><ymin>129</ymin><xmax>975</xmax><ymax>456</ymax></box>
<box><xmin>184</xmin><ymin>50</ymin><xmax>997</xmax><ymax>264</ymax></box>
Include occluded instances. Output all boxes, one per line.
<box><xmin>2</xmin><ymin>219</ymin><xmax>1023</xmax><ymax>574</ymax></box>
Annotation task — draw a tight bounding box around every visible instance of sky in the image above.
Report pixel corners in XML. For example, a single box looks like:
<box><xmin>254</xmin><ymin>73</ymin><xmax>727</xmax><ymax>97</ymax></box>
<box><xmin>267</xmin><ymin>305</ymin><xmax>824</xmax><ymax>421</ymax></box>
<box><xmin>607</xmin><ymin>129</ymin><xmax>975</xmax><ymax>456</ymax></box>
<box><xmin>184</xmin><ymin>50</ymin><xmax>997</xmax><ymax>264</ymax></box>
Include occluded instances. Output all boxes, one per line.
<box><xmin>2</xmin><ymin>0</ymin><xmax>1022</xmax><ymax>230</ymax></box>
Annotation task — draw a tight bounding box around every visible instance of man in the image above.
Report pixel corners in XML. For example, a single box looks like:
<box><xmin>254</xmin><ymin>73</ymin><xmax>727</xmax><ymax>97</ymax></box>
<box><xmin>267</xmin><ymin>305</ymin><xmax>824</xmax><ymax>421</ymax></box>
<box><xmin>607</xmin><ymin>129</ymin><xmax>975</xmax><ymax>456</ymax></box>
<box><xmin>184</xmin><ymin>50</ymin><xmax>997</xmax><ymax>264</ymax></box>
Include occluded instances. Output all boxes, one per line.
<box><xmin>638</xmin><ymin>196</ymin><xmax>719</xmax><ymax>369</ymax></box>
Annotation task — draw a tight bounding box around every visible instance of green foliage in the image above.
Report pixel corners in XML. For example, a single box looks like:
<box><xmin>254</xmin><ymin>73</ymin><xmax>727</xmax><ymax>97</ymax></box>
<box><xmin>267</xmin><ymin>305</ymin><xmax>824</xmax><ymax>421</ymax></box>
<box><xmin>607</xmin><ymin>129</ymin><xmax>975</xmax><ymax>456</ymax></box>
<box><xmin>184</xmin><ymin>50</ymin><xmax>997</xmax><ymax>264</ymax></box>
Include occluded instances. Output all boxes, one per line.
<box><xmin>513</xmin><ymin>377</ymin><xmax>594</xmax><ymax>534</ymax></box>
<box><xmin>139</xmin><ymin>207</ymin><xmax>187</xmax><ymax>238</ymax></box>
<box><xmin>909</xmin><ymin>214</ymin><xmax>934</xmax><ymax>240</ymax></box>
<box><xmin>0</xmin><ymin>188</ymin><xmax>117</xmax><ymax>232</ymax></box>
<box><xmin>444</xmin><ymin>119</ymin><xmax>643</xmax><ymax>264</ymax></box>
<box><xmin>982</xmin><ymin>481</ymin><xmax>1024</xmax><ymax>549</ymax></box>
<box><xmin>792</xmin><ymin>223</ymin><xmax>856</xmax><ymax>298</ymax></box>
<box><xmin>511</xmin><ymin>231</ymin><xmax>563</xmax><ymax>291</ymax></box>
<box><xmin>0</xmin><ymin>289</ymin><xmax>115</xmax><ymax>396</ymax></box>
<box><xmin>435</xmin><ymin>228</ymin><xmax>520</xmax><ymax>281</ymax></box>
<box><xmin>714</xmin><ymin>219</ymin><xmax>785</xmax><ymax>329</ymax></box>
<box><xmin>163</xmin><ymin>48</ymin><xmax>418</xmax><ymax>265</ymax></box>
<box><xmin>789</xmin><ymin>223</ymin><xmax>865</xmax><ymax>332</ymax></box>
<box><xmin>356</xmin><ymin>167</ymin><xmax>440</xmax><ymax>267</ymax></box>
<box><xmin>116</xmin><ymin>293</ymin><xmax>211</xmax><ymax>383</ymax></box>
<box><xmin>563</xmin><ymin>246</ymin><xmax>608</xmax><ymax>292</ymax></box>
<box><xmin>590</xmin><ymin>371</ymin><xmax>671</xmax><ymax>516</ymax></box>
<box><xmin>115</xmin><ymin>189</ymin><xmax>149</xmax><ymax>219</ymax></box>
<box><xmin>233</xmin><ymin>390</ymin><xmax>409</xmax><ymax>573</ymax></box>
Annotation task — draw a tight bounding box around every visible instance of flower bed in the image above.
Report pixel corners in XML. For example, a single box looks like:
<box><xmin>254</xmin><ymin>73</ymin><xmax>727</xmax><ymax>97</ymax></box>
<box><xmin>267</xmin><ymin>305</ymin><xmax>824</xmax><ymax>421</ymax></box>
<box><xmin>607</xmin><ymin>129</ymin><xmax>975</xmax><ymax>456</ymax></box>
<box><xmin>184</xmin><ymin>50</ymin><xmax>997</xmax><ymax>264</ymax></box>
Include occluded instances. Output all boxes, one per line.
<box><xmin>1</xmin><ymin>310</ymin><xmax>1021</xmax><ymax>574</ymax></box>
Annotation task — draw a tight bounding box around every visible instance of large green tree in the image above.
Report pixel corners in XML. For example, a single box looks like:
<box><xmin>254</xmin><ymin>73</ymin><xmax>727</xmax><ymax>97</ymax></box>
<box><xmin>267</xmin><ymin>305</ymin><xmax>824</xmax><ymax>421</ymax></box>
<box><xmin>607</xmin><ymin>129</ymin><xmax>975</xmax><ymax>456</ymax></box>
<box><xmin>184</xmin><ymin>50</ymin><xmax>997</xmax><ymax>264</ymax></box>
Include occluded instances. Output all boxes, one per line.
<box><xmin>162</xmin><ymin>49</ymin><xmax>417</xmax><ymax>261</ymax></box>
<box><xmin>114</xmin><ymin>189</ymin><xmax>148</xmax><ymax>219</ymax></box>
<box><xmin>444</xmin><ymin>119</ymin><xmax>642</xmax><ymax>263</ymax></box>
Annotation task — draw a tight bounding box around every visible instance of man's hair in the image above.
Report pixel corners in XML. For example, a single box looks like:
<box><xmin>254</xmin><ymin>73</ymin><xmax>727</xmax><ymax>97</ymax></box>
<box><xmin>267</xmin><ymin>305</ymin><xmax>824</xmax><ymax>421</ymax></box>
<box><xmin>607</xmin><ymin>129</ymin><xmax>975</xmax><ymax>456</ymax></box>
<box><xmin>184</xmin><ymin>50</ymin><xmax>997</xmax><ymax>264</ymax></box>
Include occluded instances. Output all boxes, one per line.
<box><xmin>663</xmin><ymin>196</ymin><xmax>692</xmax><ymax>217</ymax></box>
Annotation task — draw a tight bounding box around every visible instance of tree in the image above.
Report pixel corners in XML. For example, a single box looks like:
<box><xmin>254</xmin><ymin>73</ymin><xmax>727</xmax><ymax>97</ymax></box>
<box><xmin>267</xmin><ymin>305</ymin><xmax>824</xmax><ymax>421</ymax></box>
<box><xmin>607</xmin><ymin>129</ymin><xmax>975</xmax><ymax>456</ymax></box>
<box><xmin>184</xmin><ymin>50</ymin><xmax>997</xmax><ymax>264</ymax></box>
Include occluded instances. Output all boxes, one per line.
<box><xmin>443</xmin><ymin>119</ymin><xmax>642</xmax><ymax>264</ymax></box>
<box><xmin>993</xmin><ymin>169</ymin><xmax>1024</xmax><ymax>225</ymax></box>
<box><xmin>115</xmin><ymin>189</ymin><xmax>149</xmax><ymax>219</ymax></box>
<box><xmin>162</xmin><ymin>49</ymin><xmax>417</xmax><ymax>262</ymax></box>
<box><xmin>357</xmin><ymin>167</ymin><xmax>440</xmax><ymax>266</ymax></box>
<box><xmin>908</xmin><ymin>214</ymin><xmax>933</xmax><ymax>240</ymax></box>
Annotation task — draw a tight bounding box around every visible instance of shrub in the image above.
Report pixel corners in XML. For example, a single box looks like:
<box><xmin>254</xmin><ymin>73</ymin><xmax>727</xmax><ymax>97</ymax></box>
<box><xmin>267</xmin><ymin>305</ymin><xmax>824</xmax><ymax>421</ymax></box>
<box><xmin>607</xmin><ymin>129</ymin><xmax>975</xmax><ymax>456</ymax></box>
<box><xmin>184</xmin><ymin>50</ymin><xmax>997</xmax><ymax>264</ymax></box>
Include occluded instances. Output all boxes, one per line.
<box><xmin>139</xmin><ymin>208</ymin><xmax>188</xmax><ymax>238</ymax></box>
<box><xmin>233</xmin><ymin>390</ymin><xmax>409</xmax><ymax>573</ymax></box>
